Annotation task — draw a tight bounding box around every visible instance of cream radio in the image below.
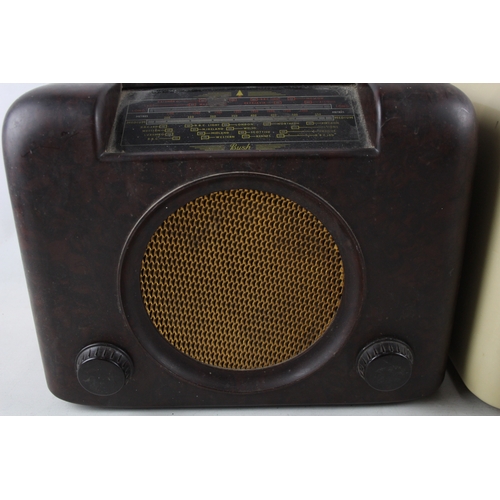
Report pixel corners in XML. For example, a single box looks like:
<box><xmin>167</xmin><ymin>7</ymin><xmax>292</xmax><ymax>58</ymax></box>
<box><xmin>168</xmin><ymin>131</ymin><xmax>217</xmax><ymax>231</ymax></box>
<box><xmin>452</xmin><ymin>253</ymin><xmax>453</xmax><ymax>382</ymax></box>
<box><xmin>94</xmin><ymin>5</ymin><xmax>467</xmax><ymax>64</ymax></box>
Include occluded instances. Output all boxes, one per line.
<box><xmin>450</xmin><ymin>83</ymin><xmax>500</xmax><ymax>409</ymax></box>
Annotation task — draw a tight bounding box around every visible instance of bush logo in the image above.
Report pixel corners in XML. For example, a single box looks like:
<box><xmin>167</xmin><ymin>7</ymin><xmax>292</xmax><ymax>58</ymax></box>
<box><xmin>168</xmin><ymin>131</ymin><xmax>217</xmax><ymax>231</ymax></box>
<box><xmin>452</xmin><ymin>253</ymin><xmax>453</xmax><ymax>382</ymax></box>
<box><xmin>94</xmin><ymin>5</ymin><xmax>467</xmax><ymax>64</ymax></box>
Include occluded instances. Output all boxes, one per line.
<box><xmin>229</xmin><ymin>143</ymin><xmax>251</xmax><ymax>151</ymax></box>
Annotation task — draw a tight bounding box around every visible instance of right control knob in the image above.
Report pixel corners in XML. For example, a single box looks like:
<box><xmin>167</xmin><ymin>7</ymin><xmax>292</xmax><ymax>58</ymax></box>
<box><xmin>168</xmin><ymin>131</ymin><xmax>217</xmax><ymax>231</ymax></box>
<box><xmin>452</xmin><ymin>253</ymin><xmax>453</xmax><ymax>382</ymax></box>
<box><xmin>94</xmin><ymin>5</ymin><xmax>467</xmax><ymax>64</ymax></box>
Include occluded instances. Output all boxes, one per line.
<box><xmin>357</xmin><ymin>339</ymin><xmax>414</xmax><ymax>391</ymax></box>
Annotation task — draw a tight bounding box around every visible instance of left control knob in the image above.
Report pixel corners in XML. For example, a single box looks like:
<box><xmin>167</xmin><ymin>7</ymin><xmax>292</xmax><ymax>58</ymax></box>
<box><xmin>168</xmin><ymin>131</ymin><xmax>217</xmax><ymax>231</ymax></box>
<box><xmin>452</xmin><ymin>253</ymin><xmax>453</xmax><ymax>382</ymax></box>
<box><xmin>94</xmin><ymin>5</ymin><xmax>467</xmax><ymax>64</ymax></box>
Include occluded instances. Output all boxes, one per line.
<box><xmin>76</xmin><ymin>343</ymin><xmax>133</xmax><ymax>396</ymax></box>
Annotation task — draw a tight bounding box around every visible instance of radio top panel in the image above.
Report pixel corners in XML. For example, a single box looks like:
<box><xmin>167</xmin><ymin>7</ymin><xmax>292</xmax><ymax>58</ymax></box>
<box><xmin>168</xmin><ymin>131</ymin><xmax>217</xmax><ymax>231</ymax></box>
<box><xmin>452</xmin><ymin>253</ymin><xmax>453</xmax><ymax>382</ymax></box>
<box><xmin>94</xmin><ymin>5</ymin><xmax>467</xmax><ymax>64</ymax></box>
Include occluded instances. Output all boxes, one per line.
<box><xmin>106</xmin><ymin>84</ymin><xmax>373</xmax><ymax>155</ymax></box>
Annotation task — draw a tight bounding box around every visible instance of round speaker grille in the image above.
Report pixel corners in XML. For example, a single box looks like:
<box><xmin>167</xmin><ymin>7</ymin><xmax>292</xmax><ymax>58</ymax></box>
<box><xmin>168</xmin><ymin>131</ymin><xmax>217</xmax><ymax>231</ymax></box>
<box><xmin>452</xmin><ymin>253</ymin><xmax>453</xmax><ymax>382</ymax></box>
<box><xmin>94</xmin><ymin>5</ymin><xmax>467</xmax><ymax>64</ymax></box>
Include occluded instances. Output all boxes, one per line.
<box><xmin>140</xmin><ymin>189</ymin><xmax>344</xmax><ymax>370</ymax></box>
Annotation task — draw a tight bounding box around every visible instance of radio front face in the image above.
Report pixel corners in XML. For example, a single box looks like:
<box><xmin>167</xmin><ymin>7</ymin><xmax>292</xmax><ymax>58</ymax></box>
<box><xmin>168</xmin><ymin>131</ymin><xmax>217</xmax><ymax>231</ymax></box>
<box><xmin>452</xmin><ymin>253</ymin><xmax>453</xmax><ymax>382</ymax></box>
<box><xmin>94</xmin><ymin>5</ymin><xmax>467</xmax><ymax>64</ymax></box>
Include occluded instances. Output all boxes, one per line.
<box><xmin>2</xmin><ymin>84</ymin><xmax>477</xmax><ymax>408</ymax></box>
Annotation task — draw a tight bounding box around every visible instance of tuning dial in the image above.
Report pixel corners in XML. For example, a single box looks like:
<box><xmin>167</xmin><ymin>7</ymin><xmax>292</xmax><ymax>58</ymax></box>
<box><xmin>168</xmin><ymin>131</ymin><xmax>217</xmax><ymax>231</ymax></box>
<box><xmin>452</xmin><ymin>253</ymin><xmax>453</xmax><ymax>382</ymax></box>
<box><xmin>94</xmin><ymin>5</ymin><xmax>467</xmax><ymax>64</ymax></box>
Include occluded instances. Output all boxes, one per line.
<box><xmin>357</xmin><ymin>339</ymin><xmax>413</xmax><ymax>391</ymax></box>
<box><xmin>76</xmin><ymin>343</ymin><xmax>133</xmax><ymax>396</ymax></box>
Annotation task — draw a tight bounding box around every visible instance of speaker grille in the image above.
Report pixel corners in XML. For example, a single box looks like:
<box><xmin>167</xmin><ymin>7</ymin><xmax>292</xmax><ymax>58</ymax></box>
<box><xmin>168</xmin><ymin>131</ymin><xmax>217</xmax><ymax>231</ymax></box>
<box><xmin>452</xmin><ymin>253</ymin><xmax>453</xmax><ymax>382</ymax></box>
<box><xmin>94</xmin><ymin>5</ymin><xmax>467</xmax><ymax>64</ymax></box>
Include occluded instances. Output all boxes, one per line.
<box><xmin>140</xmin><ymin>189</ymin><xmax>344</xmax><ymax>369</ymax></box>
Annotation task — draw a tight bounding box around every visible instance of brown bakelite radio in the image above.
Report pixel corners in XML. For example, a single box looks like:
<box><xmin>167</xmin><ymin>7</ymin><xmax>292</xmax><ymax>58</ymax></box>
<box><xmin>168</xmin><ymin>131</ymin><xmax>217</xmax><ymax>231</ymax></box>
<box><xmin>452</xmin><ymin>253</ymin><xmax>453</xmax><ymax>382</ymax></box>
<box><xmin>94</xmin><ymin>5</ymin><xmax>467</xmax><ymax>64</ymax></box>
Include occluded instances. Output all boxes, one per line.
<box><xmin>3</xmin><ymin>84</ymin><xmax>477</xmax><ymax>408</ymax></box>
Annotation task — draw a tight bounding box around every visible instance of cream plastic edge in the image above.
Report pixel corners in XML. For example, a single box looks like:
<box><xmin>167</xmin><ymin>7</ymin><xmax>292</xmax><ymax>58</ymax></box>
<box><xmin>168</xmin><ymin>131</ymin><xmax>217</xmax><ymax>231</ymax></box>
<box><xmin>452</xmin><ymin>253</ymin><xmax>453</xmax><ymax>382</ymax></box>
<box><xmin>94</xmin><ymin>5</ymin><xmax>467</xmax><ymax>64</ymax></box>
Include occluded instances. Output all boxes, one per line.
<box><xmin>451</xmin><ymin>83</ymin><xmax>500</xmax><ymax>409</ymax></box>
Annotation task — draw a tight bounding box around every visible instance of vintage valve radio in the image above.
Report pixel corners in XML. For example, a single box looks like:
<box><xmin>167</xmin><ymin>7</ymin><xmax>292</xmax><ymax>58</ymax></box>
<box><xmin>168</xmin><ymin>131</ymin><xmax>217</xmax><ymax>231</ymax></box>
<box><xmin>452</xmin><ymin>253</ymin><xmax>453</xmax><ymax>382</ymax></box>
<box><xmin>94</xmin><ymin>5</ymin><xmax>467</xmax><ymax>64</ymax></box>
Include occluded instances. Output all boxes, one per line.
<box><xmin>2</xmin><ymin>83</ymin><xmax>477</xmax><ymax>408</ymax></box>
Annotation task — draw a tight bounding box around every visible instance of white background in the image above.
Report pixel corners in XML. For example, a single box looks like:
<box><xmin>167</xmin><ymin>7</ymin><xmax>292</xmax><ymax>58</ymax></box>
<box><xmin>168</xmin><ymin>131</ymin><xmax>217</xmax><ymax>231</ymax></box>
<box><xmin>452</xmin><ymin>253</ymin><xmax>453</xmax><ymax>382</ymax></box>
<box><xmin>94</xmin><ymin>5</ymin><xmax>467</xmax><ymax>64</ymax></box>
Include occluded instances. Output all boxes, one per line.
<box><xmin>1</xmin><ymin>3</ymin><xmax>499</xmax><ymax>499</ymax></box>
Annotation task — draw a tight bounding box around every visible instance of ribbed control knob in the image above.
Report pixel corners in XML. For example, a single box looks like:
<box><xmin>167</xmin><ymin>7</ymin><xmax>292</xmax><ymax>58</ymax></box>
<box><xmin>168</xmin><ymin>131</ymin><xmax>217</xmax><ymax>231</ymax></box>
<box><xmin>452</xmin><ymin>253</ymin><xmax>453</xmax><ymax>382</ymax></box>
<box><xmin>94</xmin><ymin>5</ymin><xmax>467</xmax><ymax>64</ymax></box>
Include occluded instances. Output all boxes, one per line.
<box><xmin>76</xmin><ymin>343</ymin><xmax>133</xmax><ymax>396</ymax></box>
<box><xmin>357</xmin><ymin>339</ymin><xmax>413</xmax><ymax>391</ymax></box>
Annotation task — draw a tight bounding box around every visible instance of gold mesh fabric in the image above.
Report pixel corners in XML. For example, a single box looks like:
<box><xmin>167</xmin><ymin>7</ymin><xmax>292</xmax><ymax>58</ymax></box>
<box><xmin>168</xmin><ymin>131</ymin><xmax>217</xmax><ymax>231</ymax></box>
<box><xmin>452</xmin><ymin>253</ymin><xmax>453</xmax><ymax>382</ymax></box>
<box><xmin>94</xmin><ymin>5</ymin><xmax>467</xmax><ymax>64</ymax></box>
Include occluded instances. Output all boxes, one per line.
<box><xmin>140</xmin><ymin>189</ymin><xmax>344</xmax><ymax>370</ymax></box>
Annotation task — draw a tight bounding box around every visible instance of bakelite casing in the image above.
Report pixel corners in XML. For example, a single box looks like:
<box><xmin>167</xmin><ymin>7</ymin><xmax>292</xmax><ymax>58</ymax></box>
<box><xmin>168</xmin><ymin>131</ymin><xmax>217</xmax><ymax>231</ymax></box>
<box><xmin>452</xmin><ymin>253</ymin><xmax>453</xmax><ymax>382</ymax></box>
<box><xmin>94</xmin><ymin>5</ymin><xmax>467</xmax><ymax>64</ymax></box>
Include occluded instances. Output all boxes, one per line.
<box><xmin>3</xmin><ymin>84</ymin><xmax>477</xmax><ymax>407</ymax></box>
